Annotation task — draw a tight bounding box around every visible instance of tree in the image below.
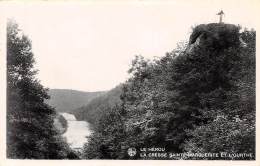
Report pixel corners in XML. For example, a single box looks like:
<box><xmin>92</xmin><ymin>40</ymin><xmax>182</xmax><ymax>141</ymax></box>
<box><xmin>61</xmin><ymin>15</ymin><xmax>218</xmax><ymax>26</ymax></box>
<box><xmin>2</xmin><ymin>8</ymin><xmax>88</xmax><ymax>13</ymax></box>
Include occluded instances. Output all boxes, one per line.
<box><xmin>184</xmin><ymin>29</ymin><xmax>255</xmax><ymax>159</ymax></box>
<box><xmin>7</xmin><ymin>20</ymin><xmax>75</xmax><ymax>159</ymax></box>
<box><xmin>81</xmin><ymin>23</ymin><xmax>255</xmax><ymax>160</ymax></box>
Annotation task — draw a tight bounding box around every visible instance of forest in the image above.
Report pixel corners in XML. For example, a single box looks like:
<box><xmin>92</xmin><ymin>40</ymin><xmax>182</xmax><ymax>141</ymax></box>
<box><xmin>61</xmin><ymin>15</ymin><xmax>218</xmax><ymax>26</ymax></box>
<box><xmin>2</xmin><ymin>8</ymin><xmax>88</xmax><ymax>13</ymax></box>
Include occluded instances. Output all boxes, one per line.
<box><xmin>7</xmin><ymin>20</ymin><xmax>79</xmax><ymax>159</ymax></box>
<box><xmin>7</xmin><ymin>20</ymin><xmax>255</xmax><ymax>160</ymax></box>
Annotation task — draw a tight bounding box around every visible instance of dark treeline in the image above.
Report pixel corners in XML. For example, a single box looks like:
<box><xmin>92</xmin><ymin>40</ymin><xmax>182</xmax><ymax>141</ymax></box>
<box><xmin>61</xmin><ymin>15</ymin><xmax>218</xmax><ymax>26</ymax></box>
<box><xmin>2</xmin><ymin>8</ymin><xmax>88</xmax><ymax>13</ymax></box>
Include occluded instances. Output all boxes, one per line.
<box><xmin>6</xmin><ymin>20</ymin><xmax>78</xmax><ymax>159</ymax></box>
<box><xmin>72</xmin><ymin>85</ymin><xmax>122</xmax><ymax>125</ymax></box>
<box><xmin>81</xmin><ymin>23</ymin><xmax>255</xmax><ymax>159</ymax></box>
<box><xmin>54</xmin><ymin>114</ymin><xmax>68</xmax><ymax>134</ymax></box>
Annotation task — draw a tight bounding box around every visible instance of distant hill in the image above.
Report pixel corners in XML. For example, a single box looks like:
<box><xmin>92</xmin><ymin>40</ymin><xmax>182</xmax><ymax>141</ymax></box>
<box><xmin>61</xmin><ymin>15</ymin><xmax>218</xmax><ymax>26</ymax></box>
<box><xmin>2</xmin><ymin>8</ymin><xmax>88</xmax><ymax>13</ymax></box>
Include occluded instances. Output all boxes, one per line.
<box><xmin>71</xmin><ymin>85</ymin><xmax>122</xmax><ymax>124</ymax></box>
<box><xmin>46</xmin><ymin>89</ymin><xmax>106</xmax><ymax>112</ymax></box>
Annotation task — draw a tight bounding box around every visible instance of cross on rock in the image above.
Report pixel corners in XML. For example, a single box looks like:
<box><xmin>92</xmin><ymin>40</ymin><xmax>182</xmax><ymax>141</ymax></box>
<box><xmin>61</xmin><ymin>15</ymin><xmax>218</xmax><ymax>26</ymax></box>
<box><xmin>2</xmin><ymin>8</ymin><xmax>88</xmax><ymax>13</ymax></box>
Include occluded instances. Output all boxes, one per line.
<box><xmin>217</xmin><ymin>10</ymin><xmax>224</xmax><ymax>23</ymax></box>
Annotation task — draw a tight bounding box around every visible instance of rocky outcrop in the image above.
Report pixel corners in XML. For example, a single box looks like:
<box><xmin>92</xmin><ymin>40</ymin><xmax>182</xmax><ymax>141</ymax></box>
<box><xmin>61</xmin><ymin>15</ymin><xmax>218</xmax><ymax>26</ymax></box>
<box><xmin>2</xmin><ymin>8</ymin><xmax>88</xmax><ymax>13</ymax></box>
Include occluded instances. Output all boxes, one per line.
<box><xmin>186</xmin><ymin>23</ymin><xmax>245</xmax><ymax>53</ymax></box>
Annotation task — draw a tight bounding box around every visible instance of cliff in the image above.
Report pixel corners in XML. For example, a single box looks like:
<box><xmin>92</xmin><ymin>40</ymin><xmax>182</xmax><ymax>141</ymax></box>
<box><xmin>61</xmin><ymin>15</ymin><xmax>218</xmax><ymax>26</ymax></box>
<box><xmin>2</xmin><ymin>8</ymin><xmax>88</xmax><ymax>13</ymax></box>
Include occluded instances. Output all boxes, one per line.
<box><xmin>186</xmin><ymin>23</ymin><xmax>242</xmax><ymax>53</ymax></box>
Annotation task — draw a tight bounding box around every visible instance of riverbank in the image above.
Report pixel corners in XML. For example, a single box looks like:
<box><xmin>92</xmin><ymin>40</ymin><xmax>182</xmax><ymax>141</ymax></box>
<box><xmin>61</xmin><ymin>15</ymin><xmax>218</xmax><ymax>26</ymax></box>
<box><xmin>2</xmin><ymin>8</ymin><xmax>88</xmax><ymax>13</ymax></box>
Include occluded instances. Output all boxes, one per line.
<box><xmin>53</xmin><ymin>113</ymin><xmax>68</xmax><ymax>134</ymax></box>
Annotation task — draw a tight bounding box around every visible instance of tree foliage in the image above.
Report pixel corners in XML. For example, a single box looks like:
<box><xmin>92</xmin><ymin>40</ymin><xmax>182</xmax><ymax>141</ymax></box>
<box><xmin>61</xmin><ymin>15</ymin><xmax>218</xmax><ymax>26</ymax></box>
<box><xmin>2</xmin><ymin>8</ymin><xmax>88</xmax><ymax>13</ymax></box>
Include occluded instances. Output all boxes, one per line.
<box><xmin>7</xmin><ymin>20</ymin><xmax>77</xmax><ymax>159</ymax></box>
<box><xmin>82</xmin><ymin>23</ymin><xmax>255</xmax><ymax>160</ymax></box>
<box><xmin>72</xmin><ymin>85</ymin><xmax>122</xmax><ymax>125</ymax></box>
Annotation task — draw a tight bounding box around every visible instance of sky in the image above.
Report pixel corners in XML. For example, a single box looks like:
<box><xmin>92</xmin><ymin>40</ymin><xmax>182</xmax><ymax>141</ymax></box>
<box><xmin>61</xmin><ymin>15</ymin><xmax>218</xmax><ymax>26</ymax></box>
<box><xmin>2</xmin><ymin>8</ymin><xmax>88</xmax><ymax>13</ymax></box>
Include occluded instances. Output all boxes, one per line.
<box><xmin>2</xmin><ymin>0</ymin><xmax>258</xmax><ymax>92</ymax></box>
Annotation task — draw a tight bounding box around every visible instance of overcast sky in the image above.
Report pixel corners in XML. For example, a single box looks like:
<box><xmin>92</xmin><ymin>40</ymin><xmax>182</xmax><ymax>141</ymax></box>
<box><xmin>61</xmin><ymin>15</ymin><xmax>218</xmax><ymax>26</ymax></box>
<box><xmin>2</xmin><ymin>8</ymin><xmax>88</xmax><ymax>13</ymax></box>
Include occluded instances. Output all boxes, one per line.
<box><xmin>3</xmin><ymin>0</ymin><xmax>258</xmax><ymax>92</ymax></box>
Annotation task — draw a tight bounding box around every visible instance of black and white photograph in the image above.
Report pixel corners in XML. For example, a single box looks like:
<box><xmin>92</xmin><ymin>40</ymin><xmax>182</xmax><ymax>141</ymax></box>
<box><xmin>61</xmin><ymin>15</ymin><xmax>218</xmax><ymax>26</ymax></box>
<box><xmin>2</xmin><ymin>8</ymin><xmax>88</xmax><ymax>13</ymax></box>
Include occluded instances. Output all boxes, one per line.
<box><xmin>0</xmin><ymin>0</ymin><xmax>258</xmax><ymax>164</ymax></box>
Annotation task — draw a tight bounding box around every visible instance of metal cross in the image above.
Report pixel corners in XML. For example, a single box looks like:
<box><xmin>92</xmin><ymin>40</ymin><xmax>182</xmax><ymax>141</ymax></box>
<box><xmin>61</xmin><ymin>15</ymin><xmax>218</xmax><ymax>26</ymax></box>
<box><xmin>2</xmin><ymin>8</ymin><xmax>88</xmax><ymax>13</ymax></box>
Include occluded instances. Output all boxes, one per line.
<box><xmin>217</xmin><ymin>10</ymin><xmax>224</xmax><ymax>23</ymax></box>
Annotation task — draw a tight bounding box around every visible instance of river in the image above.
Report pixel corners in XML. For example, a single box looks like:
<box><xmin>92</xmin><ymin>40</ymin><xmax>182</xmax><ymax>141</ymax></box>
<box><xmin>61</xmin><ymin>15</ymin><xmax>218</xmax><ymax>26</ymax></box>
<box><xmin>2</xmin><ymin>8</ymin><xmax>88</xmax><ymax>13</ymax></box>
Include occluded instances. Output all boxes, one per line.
<box><xmin>61</xmin><ymin>113</ymin><xmax>92</xmax><ymax>150</ymax></box>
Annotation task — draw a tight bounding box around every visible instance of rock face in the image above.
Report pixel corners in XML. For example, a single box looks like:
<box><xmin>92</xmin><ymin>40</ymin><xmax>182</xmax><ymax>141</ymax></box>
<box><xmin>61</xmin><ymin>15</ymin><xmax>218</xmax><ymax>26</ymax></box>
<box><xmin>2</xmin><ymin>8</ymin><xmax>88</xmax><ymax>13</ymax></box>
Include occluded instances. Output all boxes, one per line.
<box><xmin>186</xmin><ymin>23</ymin><xmax>241</xmax><ymax>53</ymax></box>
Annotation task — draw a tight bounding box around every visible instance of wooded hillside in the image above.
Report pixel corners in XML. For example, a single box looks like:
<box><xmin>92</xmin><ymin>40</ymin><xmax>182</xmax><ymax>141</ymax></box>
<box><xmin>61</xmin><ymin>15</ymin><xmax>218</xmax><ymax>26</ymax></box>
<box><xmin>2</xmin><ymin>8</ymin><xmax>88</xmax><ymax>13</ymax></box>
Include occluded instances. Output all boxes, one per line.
<box><xmin>72</xmin><ymin>85</ymin><xmax>122</xmax><ymax>125</ymax></box>
<box><xmin>82</xmin><ymin>23</ymin><xmax>255</xmax><ymax>160</ymax></box>
<box><xmin>46</xmin><ymin>89</ymin><xmax>105</xmax><ymax>112</ymax></box>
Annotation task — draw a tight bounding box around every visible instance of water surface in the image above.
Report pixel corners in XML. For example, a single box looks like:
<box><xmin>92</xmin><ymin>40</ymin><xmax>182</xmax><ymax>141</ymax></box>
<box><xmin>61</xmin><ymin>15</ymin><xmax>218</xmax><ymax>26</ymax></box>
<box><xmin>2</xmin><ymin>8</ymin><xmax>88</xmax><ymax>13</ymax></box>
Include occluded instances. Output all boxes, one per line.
<box><xmin>61</xmin><ymin>113</ymin><xmax>92</xmax><ymax>150</ymax></box>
